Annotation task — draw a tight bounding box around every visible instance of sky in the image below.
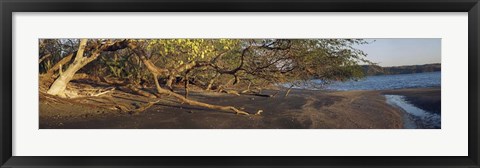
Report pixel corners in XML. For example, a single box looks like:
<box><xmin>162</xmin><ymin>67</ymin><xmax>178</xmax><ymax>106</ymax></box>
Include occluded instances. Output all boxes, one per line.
<box><xmin>353</xmin><ymin>39</ymin><xmax>441</xmax><ymax>67</ymax></box>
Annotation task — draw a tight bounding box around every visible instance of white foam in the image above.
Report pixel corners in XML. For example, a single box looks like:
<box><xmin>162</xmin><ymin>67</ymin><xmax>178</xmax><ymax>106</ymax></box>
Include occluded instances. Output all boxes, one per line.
<box><xmin>385</xmin><ymin>95</ymin><xmax>441</xmax><ymax>129</ymax></box>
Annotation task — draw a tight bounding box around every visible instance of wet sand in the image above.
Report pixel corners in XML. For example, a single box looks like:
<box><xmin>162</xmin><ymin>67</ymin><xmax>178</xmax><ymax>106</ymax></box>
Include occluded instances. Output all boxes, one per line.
<box><xmin>39</xmin><ymin>87</ymin><xmax>440</xmax><ymax>129</ymax></box>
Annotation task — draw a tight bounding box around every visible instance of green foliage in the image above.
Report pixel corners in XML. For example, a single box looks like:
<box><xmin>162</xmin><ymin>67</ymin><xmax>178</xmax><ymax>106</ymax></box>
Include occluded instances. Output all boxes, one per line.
<box><xmin>39</xmin><ymin>39</ymin><xmax>79</xmax><ymax>73</ymax></box>
<box><xmin>40</xmin><ymin>38</ymin><xmax>373</xmax><ymax>89</ymax></box>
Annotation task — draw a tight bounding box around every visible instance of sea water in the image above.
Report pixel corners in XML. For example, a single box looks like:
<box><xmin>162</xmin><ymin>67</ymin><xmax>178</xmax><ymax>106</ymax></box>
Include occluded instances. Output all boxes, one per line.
<box><xmin>385</xmin><ymin>95</ymin><xmax>441</xmax><ymax>129</ymax></box>
<box><xmin>323</xmin><ymin>71</ymin><xmax>441</xmax><ymax>91</ymax></box>
<box><xmin>286</xmin><ymin>72</ymin><xmax>441</xmax><ymax>129</ymax></box>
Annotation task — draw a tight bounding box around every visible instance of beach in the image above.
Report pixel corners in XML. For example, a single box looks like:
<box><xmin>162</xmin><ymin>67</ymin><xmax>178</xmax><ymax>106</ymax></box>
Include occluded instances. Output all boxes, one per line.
<box><xmin>39</xmin><ymin>87</ymin><xmax>440</xmax><ymax>129</ymax></box>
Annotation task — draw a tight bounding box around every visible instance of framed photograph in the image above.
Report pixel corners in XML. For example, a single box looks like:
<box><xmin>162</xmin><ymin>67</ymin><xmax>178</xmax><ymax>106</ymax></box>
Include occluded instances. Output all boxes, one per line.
<box><xmin>1</xmin><ymin>0</ymin><xmax>479</xmax><ymax>167</ymax></box>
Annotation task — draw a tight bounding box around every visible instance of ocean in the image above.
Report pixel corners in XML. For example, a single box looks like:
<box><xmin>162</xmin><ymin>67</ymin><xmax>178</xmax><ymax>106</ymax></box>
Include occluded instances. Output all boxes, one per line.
<box><xmin>319</xmin><ymin>71</ymin><xmax>440</xmax><ymax>91</ymax></box>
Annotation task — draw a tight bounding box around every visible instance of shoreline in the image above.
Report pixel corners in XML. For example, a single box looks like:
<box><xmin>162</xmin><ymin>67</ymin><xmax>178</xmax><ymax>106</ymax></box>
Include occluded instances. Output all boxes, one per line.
<box><xmin>380</xmin><ymin>88</ymin><xmax>441</xmax><ymax>115</ymax></box>
<box><xmin>39</xmin><ymin>87</ymin><xmax>440</xmax><ymax>129</ymax></box>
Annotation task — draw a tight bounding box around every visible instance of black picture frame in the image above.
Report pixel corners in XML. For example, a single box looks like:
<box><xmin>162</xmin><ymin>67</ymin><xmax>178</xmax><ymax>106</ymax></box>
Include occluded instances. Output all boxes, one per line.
<box><xmin>1</xmin><ymin>0</ymin><xmax>479</xmax><ymax>167</ymax></box>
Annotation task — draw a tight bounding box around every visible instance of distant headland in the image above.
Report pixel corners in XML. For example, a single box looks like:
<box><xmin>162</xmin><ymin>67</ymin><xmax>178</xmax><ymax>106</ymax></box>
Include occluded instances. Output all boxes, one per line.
<box><xmin>362</xmin><ymin>63</ymin><xmax>441</xmax><ymax>76</ymax></box>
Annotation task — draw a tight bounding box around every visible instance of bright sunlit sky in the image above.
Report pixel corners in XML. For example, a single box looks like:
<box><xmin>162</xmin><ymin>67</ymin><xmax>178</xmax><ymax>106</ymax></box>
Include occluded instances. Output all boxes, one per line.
<box><xmin>353</xmin><ymin>39</ymin><xmax>441</xmax><ymax>67</ymax></box>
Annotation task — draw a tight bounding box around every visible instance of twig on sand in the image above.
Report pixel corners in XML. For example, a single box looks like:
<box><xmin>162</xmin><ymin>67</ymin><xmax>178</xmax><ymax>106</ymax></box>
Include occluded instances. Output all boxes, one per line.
<box><xmin>130</xmin><ymin>99</ymin><xmax>161</xmax><ymax>114</ymax></box>
<box><xmin>255</xmin><ymin>110</ymin><xmax>264</xmax><ymax>116</ymax></box>
<box><xmin>91</xmin><ymin>87</ymin><xmax>115</xmax><ymax>97</ymax></box>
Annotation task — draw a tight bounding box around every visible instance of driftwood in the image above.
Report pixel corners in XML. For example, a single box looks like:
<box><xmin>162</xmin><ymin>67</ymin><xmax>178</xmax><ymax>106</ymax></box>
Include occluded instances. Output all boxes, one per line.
<box><xmin>284</xmin><ymin>85</ymin><xmax>294</xmax><ymax>97</ymax></box>
<box><xmin>91</xmin><ymin>88</ymin><xmax>115</xmax><ymax>97</ymax></box>
<box><xmin>221</xmin><ymin>90</ymin><xmax>241</xmax><ymax>96</ymax></box>
<box><xmin>130</xmin><ymin>100</ymin><xmax>161</xmax><ymax>113</ymax></box>
<box><xmin>126</xmin><ymin>85</ymin><xmax>157</xmax><ymax>99</ymax></box>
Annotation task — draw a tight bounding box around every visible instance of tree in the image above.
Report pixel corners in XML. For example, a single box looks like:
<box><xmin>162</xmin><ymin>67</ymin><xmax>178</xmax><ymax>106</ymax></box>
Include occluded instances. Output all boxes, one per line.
<box><xmin>127</xmin><ymin>41</ymin><xmax>252</xmax><ymax>115</ymax></box>
<box><xmin>40</xmin><ymin>38</ymin><xmax>372</xmax><ymax>115</ymax></box>
<box><xmin>46</xmin><ymin>39</ymin><xmax>131</xmax><ymax>97</ymax></box>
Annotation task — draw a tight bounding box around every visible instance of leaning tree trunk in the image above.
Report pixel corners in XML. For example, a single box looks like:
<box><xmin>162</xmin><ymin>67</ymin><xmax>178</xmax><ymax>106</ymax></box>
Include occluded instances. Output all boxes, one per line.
<box><xmin>46</xmin><ymin>39</ymin><xmax>131</xmax><ymax>97</ymax></box>
<box><xmin>205</xmin><ymin>73</ymin><xmax>219</xmax><ymax>91</ymax></box>
<box><xmin>45</xmin><ymin>52</ymin><xmax>74</xmax><ymax>77</ymax></box>
<box><xmin>165</xmin><ymin>61</ymin><xmax>202</xmax><ymax>91</ymax></box>
<box><xmin>184</xmin><ymin>72</ymin><xmax>189</xmax><ymax>99</ymax></box>
<box><xmin>165</xmin><ymin>75</ymin><xmax>176</xmax><ymax>91</ymax></box>
<box><xmin>47</xmin><ymin>39</ymin><xmax>89</xmax><ymax>97</ymax></box>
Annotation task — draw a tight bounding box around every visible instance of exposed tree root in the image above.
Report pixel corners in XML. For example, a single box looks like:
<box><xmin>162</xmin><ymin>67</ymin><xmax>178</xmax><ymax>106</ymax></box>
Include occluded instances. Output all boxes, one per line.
<box><xmin>40</xmin><ymin>92</ymin><xmax>73</xmax><ymax>105</ymax></box>
<box><xmin>240</xmin><ymin>81</ymin><xmax>252</xmax><ymax>94</ymax></box>
<box><xmin>41</xmin><ymin>91</ymin><xmax>119</xmax><ymax>111</ymax></box>
<box><xmin>91</xmin><ymin>88</ymin><xmax>115</xmax><ymax>97</ymax></box>
<box><xmin>130</xmin><ymin>100</ymin><xmax>161</xmax><ymax>113</ymax></box>
<box><xmin>221</xmin><ymin>89</ymin><xmax>241</xmax><ymax>96</ymax></box>
<box><xmin>125</xmin><ymin>85</ymin><xmax>157</xmax><ymax>99</ymax></box>
<box><xmin>152</xmin><ymin>74</ymin><xmax>250</xmax><ymax>115</ymax></box>
<box><xmin>238</xmin><ymin>87</ymin><xmax>275</xmax><ymax>98</ymax></box>
<box><xmin>244</xmin><ymin>93</ymin><xmax>273</xmax><ymax>98</ymax></box>
<box><xmin>82</xmin><ymin>89</ymin><xmax>160</xmax><ymax>113</ymax></box>
<box><xmin>272</xmin><ymin>90</ymin><xmax>281</xmax><ymax>97</ymax></box>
